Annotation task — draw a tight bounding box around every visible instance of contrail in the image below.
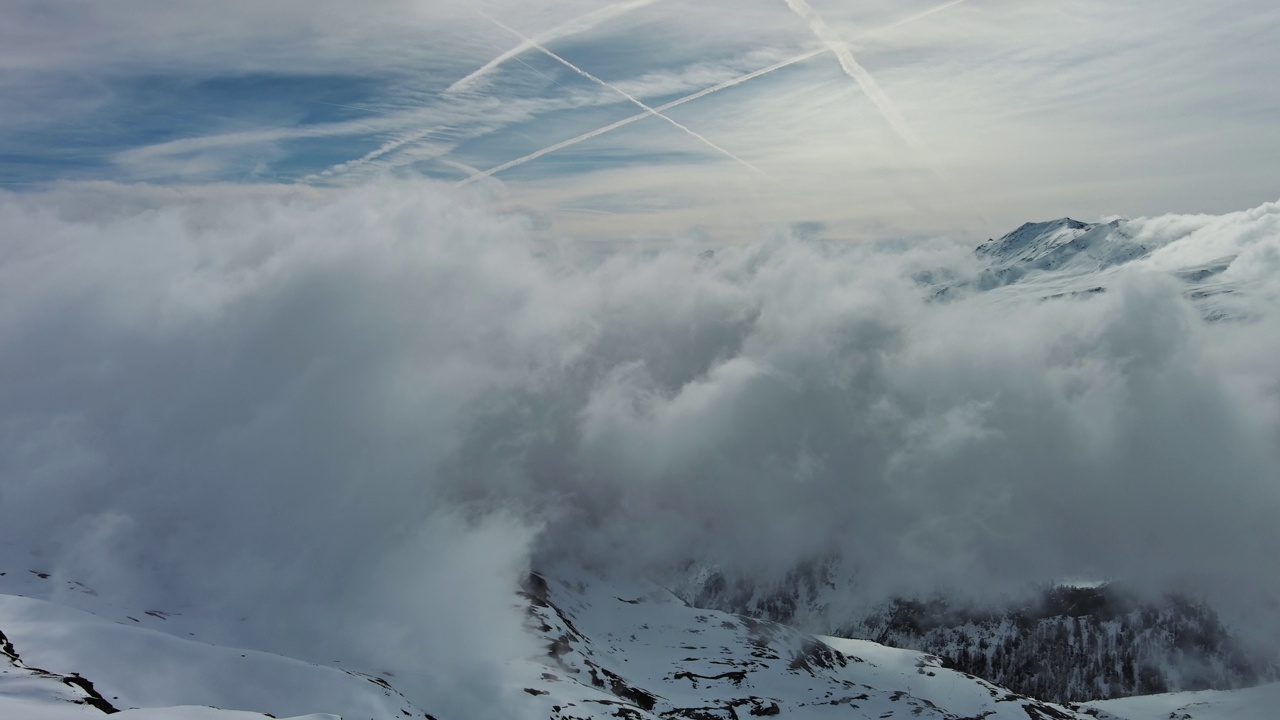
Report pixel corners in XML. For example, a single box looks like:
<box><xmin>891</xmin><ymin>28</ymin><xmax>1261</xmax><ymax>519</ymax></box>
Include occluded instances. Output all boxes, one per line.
<box><xmin>481</xmin><ymin>13</ymin><xmax>770</xmax><ymax>179</ymax></box>
<box><xmin>875</xmin><ymin>0</ymin><xmax>971</xmax><ymax>34</ymax></box>
<box><xmin>438</xmin><ymin>157</ymin><xmax>508</xmax><ymax>195</ymax></box>
<box><xmin>305</xmin><ymin>127</ymin><xmax>452</xmax><ymax>181</ymax></box>
<box><xmin>459</xmin><ymin>0</ymin><xmax>968</xmax><ymax>185</ymax></box>
<box><xmin>458</xmin><ymin>49</ymin><xmax>824</xmax><ymax>186</ymax></box>
<box><xmin>782</xmin><ymin>0</ymin><xmax>930</xmax><ymax>158</ymax></box>
<box><xmin>447</xmin><ymin>0</ymin><xmax>661</xmax><ymax>95</ymax></box>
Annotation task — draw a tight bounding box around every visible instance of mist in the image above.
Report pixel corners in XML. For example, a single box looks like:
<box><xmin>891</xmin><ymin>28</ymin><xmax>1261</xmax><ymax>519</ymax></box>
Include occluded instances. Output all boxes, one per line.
<box><xmin>1</xmin><ymin>180</ymin><xmax>1278</xmax><ymax>708</ymax></box>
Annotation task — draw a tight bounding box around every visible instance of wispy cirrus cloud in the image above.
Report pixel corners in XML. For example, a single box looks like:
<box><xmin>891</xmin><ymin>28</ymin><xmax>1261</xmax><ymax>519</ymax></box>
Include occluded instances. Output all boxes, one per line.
<box><xmin>446</xmin><ymin>0</ymin><xmax>663</xmax><ymax>95</ymax></box>
<box><xmin>781</xmin><ymin>0</ymin><xmax>931</xmax><ymax>161</ymax></box>
<box><xmin>2</xmin><ymin>0</ymin><xmax>1279</xmax><ymax>239</ymax></box>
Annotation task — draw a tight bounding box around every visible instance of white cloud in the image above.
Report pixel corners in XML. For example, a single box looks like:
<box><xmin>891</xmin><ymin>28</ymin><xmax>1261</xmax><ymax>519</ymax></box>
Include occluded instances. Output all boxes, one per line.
<box><xmin>2</xmin><ymin>180</ymin><xmax>1277</xmax><ymax>663</ymax></box>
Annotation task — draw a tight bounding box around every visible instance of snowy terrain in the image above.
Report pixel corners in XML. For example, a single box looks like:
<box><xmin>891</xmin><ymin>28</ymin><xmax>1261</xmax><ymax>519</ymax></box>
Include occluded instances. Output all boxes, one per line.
<box><xmin>7</xmin><ymin>560</ymin><xmax>1276</xmax><ymax>720</ymax></box>
<box><xmin>841</xmin><ymin>586</ymin><xmax>1274</xmax><ymax>703</ymax></box>
<box><xmin>1085</xmin><ymin>683</ymin><xmax>1280</xmax><ymax>720</ymax></box>
<box><xmin>957</xmin><ymin>206</ymin><xmax>1277</xmax><ymax>323</ymax></box>
<box><xmin>508</xmin><ymin>568</ymin><xmax>1095</xmax><ymax>720</ymax></box>
<box><xmin>688</xmin><ymin>564</ymin><xmax>1277</xmax><ymax>705</ymax></box>
<box><xmin>3</xmin><ymin>561</ymin><xmax>1095</xmax><ymax>720</ymax></box>
<box><xmin>0</xmin><ymin>564</ymin><xmax>429</xmax><ymax>719</ymax></box>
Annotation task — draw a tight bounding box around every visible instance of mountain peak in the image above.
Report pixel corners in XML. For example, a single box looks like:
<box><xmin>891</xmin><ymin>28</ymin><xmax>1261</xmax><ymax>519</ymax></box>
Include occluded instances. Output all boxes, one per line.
<box><xmin>972</xmin><ymin>216</ymin><xmax>1148</xmax><ymax>291</ymax></box>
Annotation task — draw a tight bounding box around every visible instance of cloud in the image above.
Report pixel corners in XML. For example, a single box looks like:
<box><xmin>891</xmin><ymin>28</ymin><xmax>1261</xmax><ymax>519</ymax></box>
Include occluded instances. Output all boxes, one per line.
<box><xmin>2</xmin><ymin>180</ymin><xmax>1278</xmax><ymax>670</ymax></box>
<box><xmin>0</xmin><ymin>180</ymin><xmax>549</xmax><ymax>716</ymax></box>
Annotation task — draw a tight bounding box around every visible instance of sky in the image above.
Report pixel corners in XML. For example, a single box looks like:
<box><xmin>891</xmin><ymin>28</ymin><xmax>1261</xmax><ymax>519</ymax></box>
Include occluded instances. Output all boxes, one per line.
<box><xmin>3</xmin><ymin>0</ymin><xmax>1280</xmax><ymax>241</ymax></box>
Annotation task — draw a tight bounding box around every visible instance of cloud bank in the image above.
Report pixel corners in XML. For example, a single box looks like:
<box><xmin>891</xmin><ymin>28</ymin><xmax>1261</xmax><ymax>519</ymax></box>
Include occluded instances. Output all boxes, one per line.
<box><xmin>1</xmin><ymin>181</ymin><xmax>1278</xmax><ymax>700</ymax></box>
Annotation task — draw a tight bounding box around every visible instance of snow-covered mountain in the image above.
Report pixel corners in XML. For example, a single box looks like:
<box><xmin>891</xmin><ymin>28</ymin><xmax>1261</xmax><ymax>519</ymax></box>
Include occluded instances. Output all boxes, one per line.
<box><xmin>841</xmin><ymin>585</ymin><xmax>1277</xmax><ymax>704</ymax></box>
<box><xmin>1084</xmin><ymin>682</ymin><xmax>1280</xmax><ymax>720</ymax></box>
<box><xmin>510</xmin><ymin>568</ymin><xmax>1095</xmax><ymax>720</ymax></box>
<box><xmin>0</xmin><ymin>565</ymin><xmax>431</xmax><ymax>720</ymax></box>
<box><xmin>684</xmin><ymin>561</ymin><xmax>1278</xmax><ymax>705</ymax></box>
<box><xmin>948</xmin><ymin>210</ymin><xmax>1270</xmax><ymax>323</ymax></box>
<box><xmin>974</xmin><ymin>218</ymin><xmax>1150</xmax><ymax>289</ymax></box>
<box><xmin>2</xmin><ymin>561</ymin><xmax>1097</xmax><ymax>720</ymax></box>
<box><xmin>6</xmin><ymin>561</ymin><xmax>1278</xmax><ymax>720</ymax></box>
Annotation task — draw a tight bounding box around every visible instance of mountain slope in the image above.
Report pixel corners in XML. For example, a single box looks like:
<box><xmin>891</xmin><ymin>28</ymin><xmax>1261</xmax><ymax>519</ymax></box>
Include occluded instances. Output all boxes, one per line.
<box><xmin>0</xmin><ymin>591</ymin><xmax>429</xmax><ymax>720</ymax></box>
<box><xmin>510</xmin><ymin>568</ymin><xmax>1091</xmax><ymax>720</ymax></box>
<box><xmin>3</xmin><ymin>564</ymin><xmax>1097</xmax><ymax>720</ymax></box>
<box><xmin>974</xmin><ymin>218</ymin><xmax>1150</xmax><ymax>290</ymax></box>
<box><xmin>684</xmin><ymin>565</ymin><xmax>1278</xmax><ymax>706</ymax></box>
<box><xmin>1084</xmin><ymin>682</ymin><xmax>1280</xmax><ymax>720</ymax></box>
<box><xmin>841</xmin><ymin>586</ymin><xmax>1276</xmax><ymax>704</ymax></box>
<box><xmin>959</xmin><ymin>206</ymin><xmax>1280</xmax><ymax>322</ymax></box>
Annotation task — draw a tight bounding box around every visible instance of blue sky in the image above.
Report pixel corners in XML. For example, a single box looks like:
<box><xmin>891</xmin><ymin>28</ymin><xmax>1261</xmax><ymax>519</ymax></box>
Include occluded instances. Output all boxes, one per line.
<box><xmin>4</xmin><ymin>0</ymin><xmax>1280</xmax><ymax>240</ymax></box>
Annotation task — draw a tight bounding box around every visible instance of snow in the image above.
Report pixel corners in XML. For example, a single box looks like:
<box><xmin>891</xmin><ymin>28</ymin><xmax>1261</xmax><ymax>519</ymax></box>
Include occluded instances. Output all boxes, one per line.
<box><xmin>0</xmin><ymin>592</ymin><xmax>428</xmax><ymax>720</ymax></box>
<box><xmin>1085</xmin><ymin>682</ymin><xmax>1280</xmax><ymax>719</ymax></box>
<box><xmin>0</xmin><ymin>698</ymin><xmax>337</xmax><ymax>720</ymax></box>
<box><xmin>0</xmin><ymin>695</ymin><xmax>105</xmax><ymax>720</ymax></box>
<box><xmin>3</xmin><ymin>556</ymin><xmax>1276</xmax><ymax>720</ymax></box>
<box><xmin>503</xmin><ymin>567</ymin><xmax>1089</xmax><ymax>719</ymax></box>
<box><xmin>959</xmin><ymin>204</ymin><xmax>1280</xmax><ymax>323</ymax></box>
<box><xmin>114</xmin><ymin>709</ymin><xmax>338</xmax><ymax>720</ymax></box>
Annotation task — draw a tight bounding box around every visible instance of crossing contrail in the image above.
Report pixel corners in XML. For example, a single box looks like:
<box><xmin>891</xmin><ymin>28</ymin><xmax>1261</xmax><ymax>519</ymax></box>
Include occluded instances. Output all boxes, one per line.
<box><xmin>458</xmin><ymin>49</ymin><xmax>823</xmax><ymax>186</ymax></box>
<box><xmin>480</xmin><ymin>13</ymin><xmax>770</xmax><ymax>179</ymax></box>
<box><xmin>782</xmin><ymin>0</ymin><xmax>930</xmax><ymax>159</ymax></box>
<box><xmin>447</xmin><ymin>0</ymin><xmax>662</xmax><ymax>95</ymax></box>
<box><xmin>459</xmin><ymin>0</ymin><xmax>969</xmax><ymax>186</ymax></box>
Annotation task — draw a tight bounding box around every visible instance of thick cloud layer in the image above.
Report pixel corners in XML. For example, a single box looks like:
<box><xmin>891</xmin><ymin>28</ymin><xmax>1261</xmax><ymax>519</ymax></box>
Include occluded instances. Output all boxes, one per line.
<box><xmin>1</xmin><ymin>181</ymin><xmax>1278</xmax><ymax>691</ymax></box>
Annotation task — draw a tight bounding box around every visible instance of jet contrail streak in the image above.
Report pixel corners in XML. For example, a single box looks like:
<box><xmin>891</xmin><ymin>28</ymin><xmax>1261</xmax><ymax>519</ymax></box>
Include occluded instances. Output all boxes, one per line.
<box><xmin>782</xmin><ymin>0</ymin><xmax>930</xmax><ymax>159</ymax></box>
<box><xmin>458</xmin><ymin>49</ymin><xmax>825</xmax><ymax>186</ymax></box>
<box><xmin>481</xmin><ymin>13</ymin><xmax>770</xmax><ymax>178</ymax></box>
<box><xmin>459</xmin><ymin>0</ymin><xmax>968</xmax><ymax>186</ymax></box>
<box><xmin>875</xmin><ymin>0</ymin><xmax>971</xmax><ymax>34</ymax></box>
<box><xmin>305</xmin><ymin>127</ymin><xmax>452</xmax><ymax>181</ymax></box>
<box><xmin>447</xmin><ymin>0</ymin><xmax>661</xmax><ymax>95</ymax></box>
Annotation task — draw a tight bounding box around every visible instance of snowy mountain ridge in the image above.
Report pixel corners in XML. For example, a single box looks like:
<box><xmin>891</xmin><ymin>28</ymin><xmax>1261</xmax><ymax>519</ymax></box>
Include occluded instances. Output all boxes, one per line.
<box><xmin>0</xmin><ymin>559</ymin><xmax>1104</xmax><ymax>720</ymax></box>
<box><xmin>684</xmin><ymin>560</ymin><xmax>1279</xmax><ymax>706</ymax></box>
<box><xmin>842</xmin><ymin>586</ymin><xmax>1278</xmax><ymax>704</ymax></box>
<box><xmin>5</xmin><ymin>562</ymin><xmax>1277</xmax><ymax>720</ymax></box>
<box><xmin>953</xmin><ymin>204</ymin><xmax>1280</xmax><ymax>323</ymax></box>
<box><xmin>974</xmin><ymin>218</ymin><xmax>1149</xmax><ymax>288</ymax></box>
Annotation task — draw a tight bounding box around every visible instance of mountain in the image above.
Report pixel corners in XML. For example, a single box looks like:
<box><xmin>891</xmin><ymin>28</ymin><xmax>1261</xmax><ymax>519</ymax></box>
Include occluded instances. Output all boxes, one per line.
<box><xmin>1084</xmin><ymin>682</ymin><xmax>1280</xmax><ymax>720</ymax></box>
<box><xmin>684</xmin><ymin>563</ymin><xmax>1278</xmax><ymax>706</ymax></box>
<box><xmin>840</xmin><ymin>585</ymin><xmax>1278</xmax><ymax>704</ymax></box>
<box><xmin>974</xmin><ymin>218</ymin><xmax>1150</xmax><ymax>289</ymax></box>
<box><xmin>1</xmin><ymin>561</ymin><xmax>1096</xmax><ymax>720</ymax></box>
<box><xmin>5</xmin><ymin>562</ymin><xmax>1278</xmax><ymax>720</ymax></box>
<box><xmin>948</xmin><ymin>213</ymin><xmax>1255</xmax><ymax>322</ymax></box>
<box><xmin>0</xmin><ymin>566</ymin><xmax>430</xmax><ymax>720</ymax></box>
<box><xmin>511</xmin><ymin>567</ymin><xmax>1095</xmax><ymax>720</ymax></box>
